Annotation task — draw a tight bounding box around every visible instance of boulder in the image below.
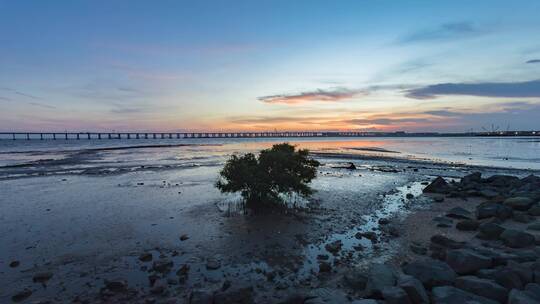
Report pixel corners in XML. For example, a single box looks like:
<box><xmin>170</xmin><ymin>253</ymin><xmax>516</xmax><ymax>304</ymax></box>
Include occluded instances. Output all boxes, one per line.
<box><xmin>32</xmin><ymin>272</ymin><xmax>53</xmax><ymax>283</ymax></box>
<box><xmin>431</xmin><ymin>286</ymin><xmax>499</xmax><ymax>304</ymax></box>
<box><xmin>504</xmin><ymin>197</ymin><xmax>535</xmax><ymax>211</ymax></box>
<box><xmin>446</xmin><ymin>249</ymin><xmax>492</xmax><ymax>275</ymax></box>
<box><xmin>365</xmin><ymin>263</ymin><xmax>396</xmax><ymax>297</ymax></box>
<box><xmin>319</xmin><ymin>262</ymin><xmax>332</xmax><ymax>273</ymax></box>
<box><xmin>433</xmin><ymin>216</ymin><xmax>453</xmax><ymax>228</ymax></box>
<box><xmin>342</xmin><ymin>268</ymin><xmax>368</xmax><ymax>290</ymax></box>
<box><xmin>529</xmin><ymin>205</ymin><xmax>540</xmax><ymax>216</ymax></box>
<box><xmin>477</xmin><ymin>222</ymin><xmax>505</xmax><ymax>240</ymax></box>
<box><xmin>476</xmin><ymin>203</ymin><xmax>513</xmax><ymax>220</ymax></box>
<box><xmin>152</xmin><ymin>259</ymin><xmax>173</xmax><ymax>273</ymax></box>
<box><xmin>431</xmin><ymin>234</ymin><xmax>466</xmax><ymax>249</ymax></box>
<box><xmin>486</xmin><ymin>175</ymin><xmax>521</xmax><ymax>187</ymax></box>
<box><xmin>398</xmin><ymin>275</ymin><xmax>429</xmax><ymax>304</ymax></box>
<box><xmin>423</xmin><ymin>177</ymin><xmax>451</xmax><ymax>194</ymax></box>
<box><xmin>402</xmin><ymin>259</ymin><xmax>457</xmax><ymax>289</ymax></box>
<box><xmin>382</xmin><ymin>286</ymin><xmax>411</xmax><ymax>304</ymax></box>
<box><xmin>446</xmin><ymin>207</ymin><xmax>472</xmax><ymax>219</ymax></box>
<box><xmin>410</xmin><ymin>242</ymin><xmax>428</xmax><ymax>255</ymax></box>
<box><xmin>508</xmin><ymin>289</ymin><xmax>540</xmax><ymax>304</ymax></box>
<box><xmin>462</xmin><ymin>172</ymin><xmax>482</xmax><ymax>184</ymax></box>
<box><xmin>456</xmin><ymin>219</ymin><xmax>480</xmax><ymax>231</ymax></box>
<box><xmin>455</xmin><ymin>276</ymin><xmax>508</xmax><ymax>303</ymax></box>
<box><xmin>493</xmin><ymin>268</ymin><xmax>524</xmax><ymax>290</ymax></box>
<box><xmin>514</xmin><ymin>211</ymin><xmax>534</xmax><ymax>223</ymax></box>
<box><xmin>528</xmin><ymin>223</ymin><xmax>540</xmax><ymax>231</ymax></box>
<box><xmin>500</xmin><ymin>229</ymin><xmax>535</xmax><ymax>248</ymax></box>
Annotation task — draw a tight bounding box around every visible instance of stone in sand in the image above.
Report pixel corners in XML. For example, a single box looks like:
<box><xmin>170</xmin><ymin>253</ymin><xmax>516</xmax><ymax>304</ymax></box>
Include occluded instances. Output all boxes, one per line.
<box><xmin>433</xmin><ymin>216</ymin><xmax>453</xmax><ymax>228</ymax></box>
<box><xmin>462</xmin><ymin>172</ymin><xmax>482</xmax><ymax>184</ymax></box>
<box><xmin>180</xmin><ymin>234</ymin><xmax>189</xmax><ymax>241</ymax></box>
<box><xmin>504</xmin><ymin>197</ymin><xmax>535</xmax><ymax>211</ymax></box>
<box><xmin>507</xmin><ymin>288</ymin><xmax>540</xmax><ymax>304</ymax></box>
<box><xmin>527</xmin><ymin>222</ymin><xmax>540</xmax><ymax>231</ymax></box>
<box><xmin>33</xmin><ymin>272</ymin><xmax>53</xmax><ymax>283</ymax></box>
<box><xmin>319</xmin><ymin>261</ymin><xmax>332</xmax><ymax>273</ymax></box>
<box><xmin>104</xmin><ymin>280</ymin><xmax>128</xmax><ymax>292</ymax></box>
<box><xmin>9</xmin><ymin>260</ymin><xmax>20</xmax><ymax>268</ymax></box>
<box><xmin>500</xmin><ymin>229</ymin><xmax>535</xmax><ymax>248</ymax></box>
<box><xmin>213</xmin><ymin>286</ymin><xmax>254</xmax><ymax>304</ymax></box>
<box><xmin>189</xmin><ymin>289</ymin><xmax>213</xmax><ymax>304</ymax></box>
<box><xmin>398</xmin><ymin>274</ymin><xmax>429</xmax><ymax>304</ymax></box>
<box><xmin>446</xmin><ymin>207</ymin><xmax>472</xmax><ymax>219</ymax></box>
<box><xmin>513</xmin><ymin>212</ymin><xmax>534</xmax><ymax>223</ymax></box>
<box><xmin>423</xmin><ymin>177</ymin><xmax>450</xmax><ymax>194</ymax></box>
<box><xmin>477</xmin><ymin>222</ymin><xmax>505</xmax><ymax>240</ymax></box>
<box><xmin>325</xmin><ymin>240</ymin><xmax>343</xmax><ymax>254</ymax></box>
<box><xmin>446</xmin><ymin>249</ymin><xmax>492</xmax><ymax>275</ymax></box>
<box><xmin>12</xmin><ymin>289</ymin><xmax>32</xmax><ymax>302</ymax></box>
<box><xmin>382</xmin><ymin>286</ymin><xmax>411</xmax><ymax>304</ymax></box>
<box><xmin>430</xmin><ymin>234</ymin><xmax>466</xmax><ymax>249</ymax></box>
<box><xmin>206</xmin><ymin>258</ymin><xmax>221</xmax><ymax>270</ymax></box>
<box><xmin>139</xmin><ymin>252</ymin><xmax>153</xmax><ymax>262</ymax></box>
<box><xmin>153</xmin><ymin>259</ymin><xmax>173</xmax><ymax>273</ymax></box>
<box><xmin>476</xmin><ymin>203</ymin><xmax>513</xmax><ymax>220</ymax></box>
<box><xmin>456</xmin><ymin>219</ymin><xmax>479</xmax><ymax>231</ymax></box>
<box><xmin>455</xmin><ymin>275</ymin><xmax>508</xmax><ymax>303</ymax></box>
<box><xmin>342</xmin><ymin>268</ymin><xmax>368</xmax><ymax>290</ymax></box>
<box><xmin>528</xmin><ymin>205</ymin><xmax>540</xmax><ymax>216</ymax></box>
<box><xmin>402</xmin><ymin>259</ymin><xmax>457</xmax><ymax>289</ymax></box>
<box><xmin>365</xmin><ymin>263</ymin><xmax>396</xmax><ymax>297</ymax></box>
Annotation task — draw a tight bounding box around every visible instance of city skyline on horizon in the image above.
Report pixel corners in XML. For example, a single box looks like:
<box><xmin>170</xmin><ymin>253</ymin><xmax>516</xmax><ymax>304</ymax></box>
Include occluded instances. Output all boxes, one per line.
<box><xmin>1</xmin><ymin>1</ymin><xmax>540</xmax><ymax>133</ymax></box>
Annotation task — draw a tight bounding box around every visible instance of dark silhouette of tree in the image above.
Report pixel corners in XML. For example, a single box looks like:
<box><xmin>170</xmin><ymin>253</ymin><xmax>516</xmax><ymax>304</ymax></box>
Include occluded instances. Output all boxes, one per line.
<box><xmin>216</xmin><ymin>143</ymin><xmax>320</xmax><ymax>209</ymax></box>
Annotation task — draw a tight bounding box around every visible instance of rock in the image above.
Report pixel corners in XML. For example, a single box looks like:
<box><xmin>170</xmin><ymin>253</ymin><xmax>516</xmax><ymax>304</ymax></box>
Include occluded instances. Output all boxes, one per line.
<box><xmin>455</xmin><ymin>276</ymin><xmax>508</xmax><ymax>303</ymax></box>
<box><xmin>528</xmin><ymin>223</ymin><xmax>540</xmax><ymax>231</ymax></box>
<box><xmin>476</xmin><ymin>203</ymin><xmax>513</xmax><ymax>220</ymax></box>
<box><xmin>33</xmin><ymin>272</ymin><xmax>53</xmax><ymax>283</ymax></box>
<box><xmin>493</xmin><ymin>268</ymin><xmax>524</xmax><ymax>290</ymax></box>
<box><xmin>434</xmin><ymin>196</ymin><xmax>445</xmax><ymax>203</ymax></box>
<box><xmin>176</xmin><ymin>264</ymin><xmax>190</xmax><ymax>276</ymax></box>
<box><xmin>139</xmin><ymin>252</ymin><xmax>153</xmax><ymax>262</ymax></box>
<box><xmin>508</xmin><ymin>289</ymin><xmax>540</xmax><ymax>304</ymax></box>
<box><xmin>446</xmin><ymin>207</ymin><xmax>472</xmax><ymax>219</ymax></box>
<box><xmin>180</xmin><ymin>234</ymin><xmax>189</xmax><ymax>241</ymax></box>
<box><xmin>446</xmin><ymin>249</ymin><xmax>492</xmax><ymax>275</ymax></box>
<box><xmin>356</xmin><ymin>232</ymin><xmax>377</xmax><ymax>242</ymax></box>
<box><xmin>486</xmin><ymin>175</ymin><xmax>521</xmax><ymax>187</ymax></box>
<box><xmin>213</xmin><ymin>286</ymin><xmax>253</xmax><ymax>304</ymax></box>
<box><xmin>462</xmin><ymin>172</ymin><xmax>482</xmax><ymax>184</ymax></box>
<box><xmin>150</xmin><ymin>282</ymin><xmax>166</xmax><ymax>294</ymax></box>
<box><xmin>456</xmin><ymin>219</ymin><xmax>480</xmax><ymax>231</ymax></box>
<box><xmin>206</xmin><ymin>258</ymin><xmax>221</xmax><ymax>270</ymax></box>
<box><xmin>104</xmin><ymin>280</ymin><xmax>128</xmax><ymax>292</ymax></box>
<box><xmin>514</xmin><ymin>211</ymin><xmax>534</xmax><ymax>223</ymax></box>
<box><xmin>431</xmin><ymin>234</ymin><xmax>466</xmax><ymax>249</ymax></box>
<box><xmin>402</xmin><ymin>259</ymin><xmax>457</xmax><ymax>289</ymax></box>
<box><xmin>529</xmin><ymin>205</ymin><xmax>540</xmax><ymax>216</ymax></box>
<box><xmin>153</xmin><ymin>259</ymin><xmax>173</xmax><ymax>273</ymax></box>
<box><xmin>505</xmin><ymin>197</ymin><xmax>535</xmax><ymax>211</ymax></box>
<box><xmin>500</xmin><ymin>229</ymin><xmax>535</xmax><ymax>248</ymax></box>
<box><xmin>189</xmin><ymin>289</ymin><xmax>213</xmax><ymax>304</ymax></box>
<box><xmin>12</xmin><ymin>289</ymin><xmax>32</xmax><ymax>302</ymax></box>
<box><xmin>433</xmin><ymin>216</ymin><xmax>453</xmax><ymax>228</ymax></box>
<box><xmin>406</xmin><ymin>193</ymin><xmax>414</xmax><ymax>199</ymax></box>
<box><xmin>346</xmin><ymin>162</ymin><xmax>357</xmax><ymax>170</ymax></box>
<box><xmin>398</xmin><ymin>275</ymin><xmax>429</xmax><ymax>304</ymax></box>
<box><xmin>477</xmin><ymin>222</ymin><xmax>505</xmax><ymax>240</ymax></box>
<box><xmin>325</xmin><ymin>240</ymin><xmax>343</xmax><ymax>254</ymax></box>
<box><xmin>342</xmin><ymin>268</ymin><xmax>368</xmax><ymax>290</ymax></box>
<box><xmin>366</xmin><ymin>263</ymin><xmax>396</xmax><ymax>297</ymax></box>
<box><xmin>379</xmin><ymin>218</ymin><xmax>390</xmax><ymax>225</ymax></box>
<box><xmin>423</xmin><ymin>177</ymin><xmax>451</xmax><ymax>194</ymax></box>
<box><xmin>382</xmin><ymin>286</ymin><xmax>411</xmax><ymax>304</ymax></box>
<box><xmin>431</xmin><ymin>286</ymin><xmax>499</xmax><ymax>304</ymax></box>
<box><xmin>9</xmin><ymin>260</ymin><xmax>20</xmax><ymax>268</ymax></box>
<box><xmin>480</xmin><ymin>189</ymin><xmax>499</xmax><ymax>198</ymax></box>
<box><xmin>319</xmin><ymin>262</ymin><xmax>332</xmax><ymax>273</ymax></box>
<box><xmin>410</xmin><ymin>242</ymin><xmax>428</xmax><ymax>255</ymax></box>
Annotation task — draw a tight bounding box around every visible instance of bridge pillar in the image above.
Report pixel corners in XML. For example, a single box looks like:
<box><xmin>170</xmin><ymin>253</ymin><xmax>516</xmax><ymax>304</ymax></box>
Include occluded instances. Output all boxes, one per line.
<box><xmin>77</xmin><ymin>134</ymin><xmax>80</xmax><ymax>140</ymax></box>
<box><xmin>87</xmin><ymin>133</ymin><xmax>91</xmax><ymax>140</ymax></box>
<box><xmin>65</xmin><ymin>133</ymin><xmax>68</xmax><ymax>140</ymax></box>
<box><xmin>53</xmin><ymin>134</ymin><xmax>56</xmax><ymax>140</ymax></box>
<box><xmin>40</xmin><ymin>133</ymin><xmax>43</xmax><ymax>140</ymax></box>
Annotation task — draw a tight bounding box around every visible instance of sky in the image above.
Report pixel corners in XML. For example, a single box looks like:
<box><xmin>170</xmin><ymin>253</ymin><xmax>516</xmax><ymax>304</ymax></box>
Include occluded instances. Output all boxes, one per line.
<box><xmin>1</xmin><ymin>0</ymin><xmax>540</xmax><ymax>132</ymax></box>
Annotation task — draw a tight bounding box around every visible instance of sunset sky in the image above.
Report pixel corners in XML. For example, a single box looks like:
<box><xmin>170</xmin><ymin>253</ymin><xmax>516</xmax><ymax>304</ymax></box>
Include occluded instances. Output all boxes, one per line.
<box><xmin>1</xmin><ymin>0</ymin><xmax>540</xmax><ymax>132</ymax></box>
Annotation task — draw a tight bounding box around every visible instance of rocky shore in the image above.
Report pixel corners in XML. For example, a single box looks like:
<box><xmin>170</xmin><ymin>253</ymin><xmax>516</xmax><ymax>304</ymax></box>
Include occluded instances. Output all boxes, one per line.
<box><xmin>346</xmin><ymin>172</ymin><xmax>540</xmax><ymax>304</ymax></box>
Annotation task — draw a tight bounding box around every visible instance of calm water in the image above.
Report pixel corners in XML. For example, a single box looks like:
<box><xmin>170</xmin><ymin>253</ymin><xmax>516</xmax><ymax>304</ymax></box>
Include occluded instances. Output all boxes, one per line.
<box><xmin>0</xmin><ymin>136</ymin><xmax>539</xmax><ymax>170</ymax></box>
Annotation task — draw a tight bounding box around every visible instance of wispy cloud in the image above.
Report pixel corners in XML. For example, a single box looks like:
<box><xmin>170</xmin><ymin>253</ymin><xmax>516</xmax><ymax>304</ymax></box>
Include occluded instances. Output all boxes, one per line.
<box><xmin>526</xmin><ymin>59</ymin><xmax>540</xmax><ymax>64</ymax></box>
<box><xmin>399</xmin><ymin>22</ymin><xmax>484</xmax><ymax>44</ymax></box>
<box><xmin>258</xmin><ymin>88</ymin><xmax>364</xmax><ymax>105</ymax></box>
<box><xmin>406</xmin><ymin>80</ymin><xmax>540</xmax><ymax>99</ymax></box>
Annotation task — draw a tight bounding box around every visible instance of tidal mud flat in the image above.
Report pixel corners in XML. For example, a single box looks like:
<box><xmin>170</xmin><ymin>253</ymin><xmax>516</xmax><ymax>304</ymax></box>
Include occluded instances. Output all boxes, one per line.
<box><xmin>1</xmin><ymin>145</ymin><xmax>539</xmax><ymax>303</ymax></box>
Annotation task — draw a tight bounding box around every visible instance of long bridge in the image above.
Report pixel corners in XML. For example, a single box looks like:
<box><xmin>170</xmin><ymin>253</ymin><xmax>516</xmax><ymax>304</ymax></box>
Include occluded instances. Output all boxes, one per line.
<box><xmin>0</xmin><ymin>130</ymin><xmax>538</xmax><ymax>140</ymax></box>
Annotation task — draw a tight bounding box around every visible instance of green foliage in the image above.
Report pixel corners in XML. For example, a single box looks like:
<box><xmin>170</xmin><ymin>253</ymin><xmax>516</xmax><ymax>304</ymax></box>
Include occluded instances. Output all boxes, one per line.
<box><xmin>216</xmin><ymin>143</ymin><xmax>320</xmax><ymax>208</ymax></box>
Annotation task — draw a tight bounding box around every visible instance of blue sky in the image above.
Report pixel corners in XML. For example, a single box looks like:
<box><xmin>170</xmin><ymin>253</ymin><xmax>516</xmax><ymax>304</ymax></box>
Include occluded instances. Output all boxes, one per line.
<box><xmin>1</xmin><ymin>0</ymin><xmax>540</xmax><ymax>132</ymax></box>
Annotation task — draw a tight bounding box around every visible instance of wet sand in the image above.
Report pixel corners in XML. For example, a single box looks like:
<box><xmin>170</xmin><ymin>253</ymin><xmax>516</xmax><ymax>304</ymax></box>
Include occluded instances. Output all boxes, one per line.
<box><xmin>1</xmin><ymin>147</ymin><xmax>539</xmax><ymax>303</ymax></box>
